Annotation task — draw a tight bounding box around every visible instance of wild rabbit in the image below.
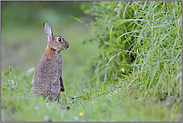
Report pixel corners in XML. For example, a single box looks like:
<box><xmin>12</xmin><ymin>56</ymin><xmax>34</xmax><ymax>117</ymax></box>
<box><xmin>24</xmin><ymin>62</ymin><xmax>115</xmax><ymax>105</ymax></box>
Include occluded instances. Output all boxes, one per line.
<box><xmin>32</xmin><ymin>23</ymin><xmax>69</xmax><ymax>102</ymax></box>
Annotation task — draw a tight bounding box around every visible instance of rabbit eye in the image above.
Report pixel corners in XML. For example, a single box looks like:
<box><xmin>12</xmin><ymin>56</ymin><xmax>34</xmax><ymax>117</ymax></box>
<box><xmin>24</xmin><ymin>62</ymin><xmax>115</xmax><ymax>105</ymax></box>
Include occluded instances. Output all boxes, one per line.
<box><xmin>58</xmin><ymin>38</ymin><xmax>61</xmax><ymax>42</ymax></box>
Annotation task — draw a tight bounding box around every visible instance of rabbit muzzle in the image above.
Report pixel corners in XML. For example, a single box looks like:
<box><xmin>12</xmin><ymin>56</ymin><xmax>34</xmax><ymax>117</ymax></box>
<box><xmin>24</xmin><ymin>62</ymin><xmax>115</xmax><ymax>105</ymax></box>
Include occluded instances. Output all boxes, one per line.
<box><xmin>65</xmin><ymin>42</ymin><xmax>69</xmax><ymax>49</ymax></box>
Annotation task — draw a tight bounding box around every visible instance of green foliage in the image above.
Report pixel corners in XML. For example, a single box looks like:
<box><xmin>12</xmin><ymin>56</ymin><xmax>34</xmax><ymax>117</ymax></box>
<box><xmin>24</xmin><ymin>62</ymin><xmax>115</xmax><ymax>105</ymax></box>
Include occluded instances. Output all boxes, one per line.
<box><xmin>81</xmin><ymin>0</ymin><xmax>182</xmax><ymax>117</ymax></box>
<box><xmin>82</xmin><ymin>0</ymin><xmax>182</xmax><ymax>100</ymax></box>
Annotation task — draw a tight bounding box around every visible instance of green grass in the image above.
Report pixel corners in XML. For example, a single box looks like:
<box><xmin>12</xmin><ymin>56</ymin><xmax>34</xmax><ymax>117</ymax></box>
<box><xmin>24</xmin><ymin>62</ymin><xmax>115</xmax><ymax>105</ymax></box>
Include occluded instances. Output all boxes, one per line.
<box><xmin>1</xmin><ymin>68</ymin><xmax>181</xmax><ymax>122</ymax></box>
<box><xmin>1</xmin><ymin>1</ymin><xmax>182</xmax><ymax>122</ymax></box>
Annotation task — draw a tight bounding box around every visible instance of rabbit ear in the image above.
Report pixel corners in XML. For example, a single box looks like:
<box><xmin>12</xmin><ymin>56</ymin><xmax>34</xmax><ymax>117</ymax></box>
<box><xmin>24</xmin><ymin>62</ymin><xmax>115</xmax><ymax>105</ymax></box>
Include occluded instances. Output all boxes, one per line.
<box><xmin>43</xmin><ymin>23</ymin><xmax>53</xmax><ymax>41</ymax></box>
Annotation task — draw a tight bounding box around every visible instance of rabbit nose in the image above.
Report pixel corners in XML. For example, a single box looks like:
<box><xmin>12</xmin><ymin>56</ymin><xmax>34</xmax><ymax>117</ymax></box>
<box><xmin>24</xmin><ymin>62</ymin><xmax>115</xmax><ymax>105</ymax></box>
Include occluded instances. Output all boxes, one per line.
<box><xmin>66</xmin><ymin>43</ymin><xmax>69</xmax><ymax>48</ymax></box>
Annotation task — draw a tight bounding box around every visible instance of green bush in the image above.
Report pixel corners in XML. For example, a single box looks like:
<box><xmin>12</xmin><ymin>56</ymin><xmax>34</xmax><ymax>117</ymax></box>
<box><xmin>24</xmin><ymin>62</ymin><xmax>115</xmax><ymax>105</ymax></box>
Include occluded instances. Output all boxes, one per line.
<box><xmin>82</xmin><ymin>1</ymin><xmax>182</xmax><ymax>108</ymax></box>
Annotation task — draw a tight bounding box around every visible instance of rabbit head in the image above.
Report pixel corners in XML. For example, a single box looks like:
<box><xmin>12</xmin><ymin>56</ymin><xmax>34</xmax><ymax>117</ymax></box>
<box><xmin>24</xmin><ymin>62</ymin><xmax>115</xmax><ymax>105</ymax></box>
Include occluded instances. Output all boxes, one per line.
<box><xmin>43</xmin><ymin>23</ymin><xmax>69</xmax><ymax>51</ymax></box>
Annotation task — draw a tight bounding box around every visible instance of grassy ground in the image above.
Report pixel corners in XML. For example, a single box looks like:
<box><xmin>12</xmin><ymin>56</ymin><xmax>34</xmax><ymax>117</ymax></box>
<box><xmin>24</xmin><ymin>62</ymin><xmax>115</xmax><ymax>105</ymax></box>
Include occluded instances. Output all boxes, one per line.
<box><xmin>1</xmin><ymin>68</ymin><xmax>181</xmax><ymax>122</ymax></box>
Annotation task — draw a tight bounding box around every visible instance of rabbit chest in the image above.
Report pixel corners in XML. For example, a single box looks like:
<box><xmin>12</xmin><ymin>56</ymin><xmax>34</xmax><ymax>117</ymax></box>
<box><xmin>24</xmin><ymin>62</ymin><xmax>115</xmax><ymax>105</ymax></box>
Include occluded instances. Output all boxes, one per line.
<box><xmin>45</xmin><ymin>52</ymin><xmax>63</xmax><ymax>85</ymax></box>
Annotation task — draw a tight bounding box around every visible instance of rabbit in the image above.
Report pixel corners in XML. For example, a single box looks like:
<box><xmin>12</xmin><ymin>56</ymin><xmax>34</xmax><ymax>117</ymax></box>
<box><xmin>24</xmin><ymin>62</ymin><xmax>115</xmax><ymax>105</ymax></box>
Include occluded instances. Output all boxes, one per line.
<box><xmin>32</xmin><ymin>23</ymin><xmax>69</xmax><ymax>102</ymax></box>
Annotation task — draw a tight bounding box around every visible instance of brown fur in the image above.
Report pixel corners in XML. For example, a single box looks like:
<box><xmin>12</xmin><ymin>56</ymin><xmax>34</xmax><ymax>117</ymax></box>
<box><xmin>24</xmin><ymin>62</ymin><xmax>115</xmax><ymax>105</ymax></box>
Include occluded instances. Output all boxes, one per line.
<box><xmin>45</xmin><ymin>43</ymin><xmax>56</xmax><ymax>57</ymax></box>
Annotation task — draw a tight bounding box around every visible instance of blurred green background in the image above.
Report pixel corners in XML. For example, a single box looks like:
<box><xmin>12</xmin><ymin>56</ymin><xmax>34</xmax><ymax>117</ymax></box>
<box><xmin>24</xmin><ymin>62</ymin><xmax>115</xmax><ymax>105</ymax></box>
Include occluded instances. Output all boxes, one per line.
<box><xmin>1</xmin><ymin>1</ymin><xmax>99</xmax><ymax>90</ymax></box>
